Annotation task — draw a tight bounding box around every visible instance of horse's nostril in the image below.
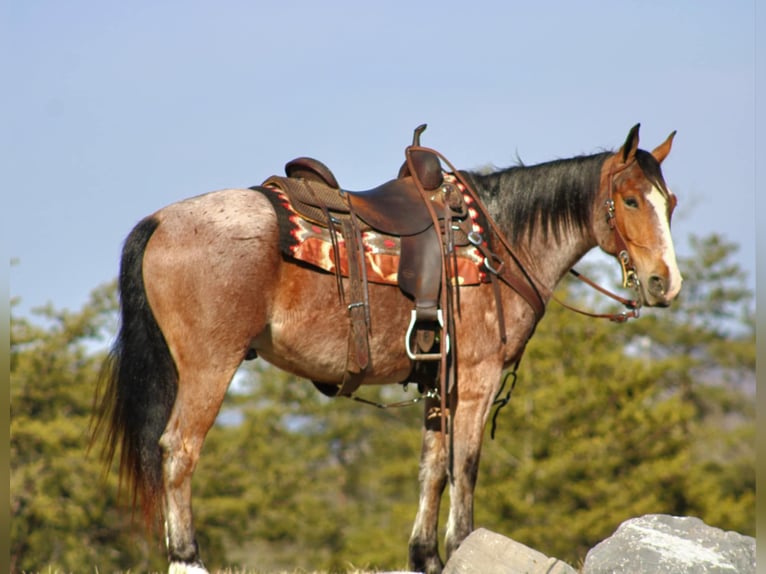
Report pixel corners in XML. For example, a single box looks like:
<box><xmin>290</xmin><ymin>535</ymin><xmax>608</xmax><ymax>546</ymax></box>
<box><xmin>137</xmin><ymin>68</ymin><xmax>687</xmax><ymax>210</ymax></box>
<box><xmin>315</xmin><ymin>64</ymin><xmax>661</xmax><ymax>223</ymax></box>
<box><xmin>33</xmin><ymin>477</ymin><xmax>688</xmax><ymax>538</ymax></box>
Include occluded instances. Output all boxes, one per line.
<box><xmin>648</xmin><ymin>275</ymin><xmax>666</xmax><ymax>297</ymax></box>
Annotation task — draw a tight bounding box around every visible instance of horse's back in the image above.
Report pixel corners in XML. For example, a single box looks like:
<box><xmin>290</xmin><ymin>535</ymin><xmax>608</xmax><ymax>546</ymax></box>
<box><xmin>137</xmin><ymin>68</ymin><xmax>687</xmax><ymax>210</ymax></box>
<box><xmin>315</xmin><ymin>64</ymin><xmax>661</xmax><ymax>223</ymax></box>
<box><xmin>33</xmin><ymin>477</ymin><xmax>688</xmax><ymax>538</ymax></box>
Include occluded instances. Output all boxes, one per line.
<box><xmin>151</xmin><ymin>187</ymin><xmax>279</xmax><ymax>242</ymax></box>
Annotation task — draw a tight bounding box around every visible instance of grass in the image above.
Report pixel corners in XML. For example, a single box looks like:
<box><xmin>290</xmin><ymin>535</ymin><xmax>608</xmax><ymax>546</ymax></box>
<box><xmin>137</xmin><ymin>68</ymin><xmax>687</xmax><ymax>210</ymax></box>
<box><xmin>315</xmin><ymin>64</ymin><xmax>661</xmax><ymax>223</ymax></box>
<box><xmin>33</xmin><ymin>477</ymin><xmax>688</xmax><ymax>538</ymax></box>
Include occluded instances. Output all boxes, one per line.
<box><xmin>23</xmin><ymin>569</ymin><xmax>392</xmax><ymax>574</ymax></box>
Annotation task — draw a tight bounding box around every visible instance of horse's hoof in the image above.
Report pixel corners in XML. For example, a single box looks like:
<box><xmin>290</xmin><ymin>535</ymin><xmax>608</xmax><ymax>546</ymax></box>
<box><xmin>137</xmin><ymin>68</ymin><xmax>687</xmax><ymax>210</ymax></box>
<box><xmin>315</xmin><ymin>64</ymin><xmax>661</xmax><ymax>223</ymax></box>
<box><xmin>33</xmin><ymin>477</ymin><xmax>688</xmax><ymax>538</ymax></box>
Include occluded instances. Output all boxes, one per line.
<box><xmin>168</xmin><ymin>562</ymin><xmax>209</xmax><ymax>574</ymax></box>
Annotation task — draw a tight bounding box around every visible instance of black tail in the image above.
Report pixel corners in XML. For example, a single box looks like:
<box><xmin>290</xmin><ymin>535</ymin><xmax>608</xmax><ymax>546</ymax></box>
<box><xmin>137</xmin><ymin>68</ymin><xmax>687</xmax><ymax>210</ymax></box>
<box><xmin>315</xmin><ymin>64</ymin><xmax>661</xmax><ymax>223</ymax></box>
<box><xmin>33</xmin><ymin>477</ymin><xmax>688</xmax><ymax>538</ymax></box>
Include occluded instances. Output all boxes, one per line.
<box><xmin>91</xmin><ymin>216</ymin><xmax>177</xmax><ymax>528</ymax></box>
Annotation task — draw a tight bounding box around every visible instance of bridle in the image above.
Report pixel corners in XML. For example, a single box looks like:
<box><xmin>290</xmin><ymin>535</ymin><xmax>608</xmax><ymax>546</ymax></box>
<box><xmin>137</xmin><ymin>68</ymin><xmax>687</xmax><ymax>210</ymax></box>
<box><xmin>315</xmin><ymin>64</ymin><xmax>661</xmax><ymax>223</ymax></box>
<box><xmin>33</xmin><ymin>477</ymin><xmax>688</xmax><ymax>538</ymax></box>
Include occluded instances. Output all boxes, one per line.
<box><xmin>484</xmin><ymin>154</ymin><xmax>647</xmax><ymax>437</ymax></box>
<box><xmin>552</xmin><ymin>156</ymin><xmax>644</xmax><ymax>323</ymax></box>
<box><xmin>452</xmin><ymin>152</ymin><xmax>646</xmax><ymax>327</ymax></box>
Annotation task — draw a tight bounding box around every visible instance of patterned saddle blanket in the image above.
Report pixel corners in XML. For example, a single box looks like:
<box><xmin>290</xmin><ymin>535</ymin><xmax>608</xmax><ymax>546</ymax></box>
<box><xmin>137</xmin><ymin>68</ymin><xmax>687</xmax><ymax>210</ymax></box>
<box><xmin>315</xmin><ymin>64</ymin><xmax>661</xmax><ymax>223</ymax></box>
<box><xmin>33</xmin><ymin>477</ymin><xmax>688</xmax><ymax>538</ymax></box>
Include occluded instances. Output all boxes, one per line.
<box><xmin>256</xmin><ymin>174</ymin><xmax>489</xmax><ymax>287</ymax></box>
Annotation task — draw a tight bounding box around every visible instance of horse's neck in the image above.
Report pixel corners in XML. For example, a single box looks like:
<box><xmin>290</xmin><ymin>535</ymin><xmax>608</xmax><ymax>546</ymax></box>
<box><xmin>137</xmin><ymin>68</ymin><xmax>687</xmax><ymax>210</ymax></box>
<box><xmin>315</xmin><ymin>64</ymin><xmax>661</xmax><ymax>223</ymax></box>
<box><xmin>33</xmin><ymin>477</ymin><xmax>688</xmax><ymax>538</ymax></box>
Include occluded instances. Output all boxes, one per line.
<box><xmin>467</xmin><ymin>155</ymin><xmax>605</xmax><ymax>299</ymax></box>
<box><xmin>519</xmin><ymin>228</ymin><xmax>597</xmax><ymax>298</ymax></box>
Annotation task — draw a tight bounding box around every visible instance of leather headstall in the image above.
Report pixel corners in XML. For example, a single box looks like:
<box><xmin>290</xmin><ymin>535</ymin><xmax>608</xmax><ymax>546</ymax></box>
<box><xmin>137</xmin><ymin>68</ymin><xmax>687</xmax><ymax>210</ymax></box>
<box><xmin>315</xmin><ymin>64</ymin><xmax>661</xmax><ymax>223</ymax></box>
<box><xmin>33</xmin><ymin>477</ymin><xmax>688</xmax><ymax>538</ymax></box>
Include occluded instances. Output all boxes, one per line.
<box><xmin>555</xmin><ymin>157</ymin><xmax>643</xmax><ymax>323</ymax></box>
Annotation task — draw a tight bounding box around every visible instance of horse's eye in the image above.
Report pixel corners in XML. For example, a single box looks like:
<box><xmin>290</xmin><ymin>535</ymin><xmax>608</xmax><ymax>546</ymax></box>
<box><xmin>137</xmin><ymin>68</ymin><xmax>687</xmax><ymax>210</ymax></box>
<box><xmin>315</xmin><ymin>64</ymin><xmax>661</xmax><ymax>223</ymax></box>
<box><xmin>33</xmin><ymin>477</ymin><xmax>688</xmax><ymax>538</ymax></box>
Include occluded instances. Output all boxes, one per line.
<box><xmin>624</xmin><ymin>197</ymin><xmax>640</xmax><ymax>209</ymax></box>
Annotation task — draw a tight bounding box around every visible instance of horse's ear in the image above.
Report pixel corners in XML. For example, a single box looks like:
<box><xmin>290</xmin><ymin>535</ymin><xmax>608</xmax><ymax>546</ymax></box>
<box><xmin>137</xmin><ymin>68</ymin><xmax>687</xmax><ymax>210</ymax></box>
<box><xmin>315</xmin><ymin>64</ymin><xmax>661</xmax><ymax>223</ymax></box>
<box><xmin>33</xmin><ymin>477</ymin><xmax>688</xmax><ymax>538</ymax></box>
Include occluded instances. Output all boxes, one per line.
<box><xmin>619</xmin><ymin>123</ymin><xmax>641</xmax><ymax>163</ymax></box>
<box><xmin>651</xmin><ymin>130</ymin><xmax>677</xmax><ymax>164</ymax></box>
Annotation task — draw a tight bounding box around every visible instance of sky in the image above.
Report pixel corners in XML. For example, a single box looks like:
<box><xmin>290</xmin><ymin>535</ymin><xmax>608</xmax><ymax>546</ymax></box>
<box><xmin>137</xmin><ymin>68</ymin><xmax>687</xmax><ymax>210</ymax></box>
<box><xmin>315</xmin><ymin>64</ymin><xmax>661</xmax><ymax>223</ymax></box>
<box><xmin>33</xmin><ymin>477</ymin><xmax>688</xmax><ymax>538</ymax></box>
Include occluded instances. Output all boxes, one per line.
<box><xmin>5</xmin><ymin>1</ymin><xmax>759</xmax><ymax>323</ymax></box>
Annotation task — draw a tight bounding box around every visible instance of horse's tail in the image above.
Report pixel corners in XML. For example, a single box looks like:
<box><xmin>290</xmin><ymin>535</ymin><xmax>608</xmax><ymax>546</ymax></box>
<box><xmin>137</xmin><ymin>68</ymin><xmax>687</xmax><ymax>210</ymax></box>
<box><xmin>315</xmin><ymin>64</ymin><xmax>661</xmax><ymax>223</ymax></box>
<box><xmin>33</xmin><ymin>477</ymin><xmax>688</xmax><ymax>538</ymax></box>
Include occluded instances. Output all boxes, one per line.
<box><xmin>91</xmin><ymin>216</ymin><xmax>177</xmax><ymax>529</ymax></box>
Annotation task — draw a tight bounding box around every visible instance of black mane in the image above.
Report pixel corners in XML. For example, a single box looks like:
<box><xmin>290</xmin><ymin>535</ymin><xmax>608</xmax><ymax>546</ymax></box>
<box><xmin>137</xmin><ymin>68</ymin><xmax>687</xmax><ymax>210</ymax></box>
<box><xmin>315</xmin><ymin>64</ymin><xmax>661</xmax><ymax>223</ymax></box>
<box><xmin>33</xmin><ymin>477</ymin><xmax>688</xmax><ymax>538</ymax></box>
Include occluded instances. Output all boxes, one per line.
<box><xmin>463</xmin><ymin>152</ymin><xmax>610</xmax><ymax>244</ymax></box>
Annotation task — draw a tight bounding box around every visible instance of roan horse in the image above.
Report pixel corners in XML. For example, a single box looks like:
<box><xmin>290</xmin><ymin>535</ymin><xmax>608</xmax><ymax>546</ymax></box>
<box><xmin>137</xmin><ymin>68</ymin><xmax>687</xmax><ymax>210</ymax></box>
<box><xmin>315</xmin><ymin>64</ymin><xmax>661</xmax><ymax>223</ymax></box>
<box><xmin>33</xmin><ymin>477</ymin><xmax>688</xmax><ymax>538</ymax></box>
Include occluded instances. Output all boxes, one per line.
<box><xmin>92</xmin><ymin>124</ymin><xmax>682</xmax><ymax>574</ymax></box>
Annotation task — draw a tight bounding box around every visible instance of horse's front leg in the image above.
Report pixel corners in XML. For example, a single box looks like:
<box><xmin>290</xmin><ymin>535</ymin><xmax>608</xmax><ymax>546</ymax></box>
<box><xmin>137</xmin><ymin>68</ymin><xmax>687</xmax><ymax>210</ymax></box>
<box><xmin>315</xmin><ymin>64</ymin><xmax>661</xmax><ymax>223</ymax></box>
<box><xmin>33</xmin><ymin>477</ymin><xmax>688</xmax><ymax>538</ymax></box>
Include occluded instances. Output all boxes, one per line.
<box><xmin>409</xmin><ymin>395</ymin><xmax>449</xmax><ymax>574</ymax></box>
<box><xmin>444</xmin><ymin>364</ymin><xmax>502</xmax><ymax>560</ymax></box>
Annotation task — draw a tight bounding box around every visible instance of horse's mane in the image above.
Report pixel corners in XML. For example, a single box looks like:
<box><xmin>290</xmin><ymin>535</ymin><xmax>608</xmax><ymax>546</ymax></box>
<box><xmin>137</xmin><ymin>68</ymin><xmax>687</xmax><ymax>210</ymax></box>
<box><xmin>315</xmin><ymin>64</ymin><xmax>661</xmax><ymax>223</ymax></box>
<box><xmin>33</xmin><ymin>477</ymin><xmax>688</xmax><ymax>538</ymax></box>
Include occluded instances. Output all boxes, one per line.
<box><xmin>462</xmin><ymin>152</ymin><xmax>610</xmax><ymax>245</ymax></box>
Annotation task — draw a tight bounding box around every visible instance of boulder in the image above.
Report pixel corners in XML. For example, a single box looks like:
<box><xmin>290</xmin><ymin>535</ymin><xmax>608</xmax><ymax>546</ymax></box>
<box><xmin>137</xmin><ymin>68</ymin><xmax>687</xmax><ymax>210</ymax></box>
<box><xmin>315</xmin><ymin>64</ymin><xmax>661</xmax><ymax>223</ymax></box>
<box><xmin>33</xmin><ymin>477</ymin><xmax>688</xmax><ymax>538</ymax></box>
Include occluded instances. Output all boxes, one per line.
<box><xmin>443</xmin><ymin>527</ymin><xmax>578</xmax><ymax>574</ymax></box>
<box><xmin>581</xmin><ymin>514</ymin><xmax>755</xmax><ymax>574</ymax></box>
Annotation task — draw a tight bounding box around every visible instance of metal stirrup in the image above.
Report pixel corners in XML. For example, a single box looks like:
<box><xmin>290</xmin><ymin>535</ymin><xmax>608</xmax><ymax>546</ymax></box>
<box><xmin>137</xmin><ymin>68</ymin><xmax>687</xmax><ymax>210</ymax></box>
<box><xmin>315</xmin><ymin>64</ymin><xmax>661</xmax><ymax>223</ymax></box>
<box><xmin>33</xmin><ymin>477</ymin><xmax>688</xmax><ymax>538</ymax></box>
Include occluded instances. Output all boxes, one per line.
<box><xmin>405</xmin><ymin>309</ymin><xmax>449</xmax><ymax>361</ymax></box>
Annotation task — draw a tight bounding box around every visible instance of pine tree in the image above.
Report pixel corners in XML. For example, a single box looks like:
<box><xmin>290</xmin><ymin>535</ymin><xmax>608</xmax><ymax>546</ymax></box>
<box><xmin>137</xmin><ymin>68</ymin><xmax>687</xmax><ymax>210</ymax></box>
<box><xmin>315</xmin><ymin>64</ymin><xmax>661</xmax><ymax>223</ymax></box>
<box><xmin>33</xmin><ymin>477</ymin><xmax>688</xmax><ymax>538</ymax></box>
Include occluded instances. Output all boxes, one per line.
<box><xmin>195</xmin><ymin>362</ymin><xmax>424</xmax><ymax>572</ymax></box>
<box><xmin>475</xmin><ymin>233</ymin><xmax>754</xmax><ymax>565</ymax></box>
<box><xmin>10</xmin><ymin>284</ymin><xmax>166</xmax><ymax>573</ymax></box>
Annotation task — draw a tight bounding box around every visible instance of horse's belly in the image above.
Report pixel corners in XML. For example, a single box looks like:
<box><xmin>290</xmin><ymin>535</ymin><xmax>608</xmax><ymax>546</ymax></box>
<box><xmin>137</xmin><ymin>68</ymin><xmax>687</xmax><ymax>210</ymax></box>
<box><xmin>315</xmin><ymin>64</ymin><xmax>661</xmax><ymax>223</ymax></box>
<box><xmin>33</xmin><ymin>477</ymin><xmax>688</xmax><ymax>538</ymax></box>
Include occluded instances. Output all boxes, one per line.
<box><xmin>254</xmin><ymin>265</ymin><xmax>414</xmax><ymax>385</ymax></box>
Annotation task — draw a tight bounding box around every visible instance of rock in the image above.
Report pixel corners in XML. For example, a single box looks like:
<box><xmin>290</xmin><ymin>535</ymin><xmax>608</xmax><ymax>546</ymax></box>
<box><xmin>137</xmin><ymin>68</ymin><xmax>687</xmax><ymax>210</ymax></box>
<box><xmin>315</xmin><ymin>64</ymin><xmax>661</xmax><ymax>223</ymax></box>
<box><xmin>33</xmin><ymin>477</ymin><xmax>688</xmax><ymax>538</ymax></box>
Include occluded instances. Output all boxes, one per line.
<box><xmin>443</xmin><ymin>527</ymin><xmax>578</xmax><ymax>574</ymax></box>
<box><xmin>581</xmin><ymin>514</ymin><xmax>756</xmax><ymax>574</ymax></box>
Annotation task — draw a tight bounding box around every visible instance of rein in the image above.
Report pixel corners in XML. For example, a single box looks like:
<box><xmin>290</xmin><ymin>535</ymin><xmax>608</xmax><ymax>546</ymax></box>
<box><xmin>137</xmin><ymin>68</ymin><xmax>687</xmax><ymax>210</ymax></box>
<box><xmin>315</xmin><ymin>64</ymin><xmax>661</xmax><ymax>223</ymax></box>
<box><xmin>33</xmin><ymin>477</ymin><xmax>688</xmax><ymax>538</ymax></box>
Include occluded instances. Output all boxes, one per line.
<box><xmin>553</xmin><ymin>269</ymin><xmax>641</xmax><ymax>322</ymax></box>
<box><xmin>345</xmin><ymin>143</ymin><xmax>645</xmax><ymax>437</ymax></box>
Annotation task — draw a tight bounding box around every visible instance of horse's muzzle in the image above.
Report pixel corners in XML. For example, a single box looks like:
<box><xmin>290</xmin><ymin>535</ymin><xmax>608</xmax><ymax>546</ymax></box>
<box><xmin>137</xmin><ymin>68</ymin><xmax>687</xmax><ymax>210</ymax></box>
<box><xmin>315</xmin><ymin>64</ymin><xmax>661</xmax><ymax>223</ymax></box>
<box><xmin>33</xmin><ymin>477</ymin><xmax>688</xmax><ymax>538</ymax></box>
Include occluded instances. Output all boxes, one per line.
<box><xmin>643</xmin><ymin>273</ymin><xmax>681</xmax><ymax>307</ymax></box>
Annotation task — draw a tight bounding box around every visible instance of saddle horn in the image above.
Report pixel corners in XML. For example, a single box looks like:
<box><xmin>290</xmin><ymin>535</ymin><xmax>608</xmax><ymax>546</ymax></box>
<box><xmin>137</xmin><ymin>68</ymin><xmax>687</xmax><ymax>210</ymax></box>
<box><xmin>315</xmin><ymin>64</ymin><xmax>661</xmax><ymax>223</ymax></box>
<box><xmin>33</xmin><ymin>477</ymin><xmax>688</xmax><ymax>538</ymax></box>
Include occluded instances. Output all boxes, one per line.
<box><xmin>413</xmin><ymin>124</ymin><xmax>427</xmax><ymax>146</ymax></box>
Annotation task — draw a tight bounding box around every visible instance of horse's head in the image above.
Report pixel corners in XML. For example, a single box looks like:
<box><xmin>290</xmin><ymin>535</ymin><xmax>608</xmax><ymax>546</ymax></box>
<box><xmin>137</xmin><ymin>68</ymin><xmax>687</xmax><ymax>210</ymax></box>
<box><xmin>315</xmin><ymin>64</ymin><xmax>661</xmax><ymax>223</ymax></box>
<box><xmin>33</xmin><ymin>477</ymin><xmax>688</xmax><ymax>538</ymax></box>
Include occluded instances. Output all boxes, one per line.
<box><xmin>595</xmin><ymin>124</ymin><xmax>683</xmax><ymax>307</ymax></box>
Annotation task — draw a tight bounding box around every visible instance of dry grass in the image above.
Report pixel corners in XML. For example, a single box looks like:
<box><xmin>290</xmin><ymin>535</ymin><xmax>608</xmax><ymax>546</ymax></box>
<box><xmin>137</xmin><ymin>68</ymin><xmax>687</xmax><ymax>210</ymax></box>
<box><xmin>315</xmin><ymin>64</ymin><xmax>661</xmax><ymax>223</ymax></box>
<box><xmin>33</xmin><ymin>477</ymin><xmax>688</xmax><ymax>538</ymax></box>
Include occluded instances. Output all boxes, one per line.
<box><xmin>22</xmin><ymin>559</ymin><xmax>407</xmax><ymax>574</ymax></box>
<box><xmin>207</xmin><ymin>571</ymin><xmax>364</xmax><ymax>574</ymax></box>
<box><xmin>24</xmin><ymin>569</ymin><xmax>391</xmax><ymax>574</ymax></box>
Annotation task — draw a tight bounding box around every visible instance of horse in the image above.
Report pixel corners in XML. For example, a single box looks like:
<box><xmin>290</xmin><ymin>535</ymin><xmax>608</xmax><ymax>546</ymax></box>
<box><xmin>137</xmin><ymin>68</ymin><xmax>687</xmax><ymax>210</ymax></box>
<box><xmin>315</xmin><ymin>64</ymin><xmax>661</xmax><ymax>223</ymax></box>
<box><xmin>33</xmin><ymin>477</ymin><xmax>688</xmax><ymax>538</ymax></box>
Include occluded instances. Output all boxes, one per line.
<box><xmin>92</xmin><ymin>123</ymin><xmax>682</xmax><ymax>574</ymax></box>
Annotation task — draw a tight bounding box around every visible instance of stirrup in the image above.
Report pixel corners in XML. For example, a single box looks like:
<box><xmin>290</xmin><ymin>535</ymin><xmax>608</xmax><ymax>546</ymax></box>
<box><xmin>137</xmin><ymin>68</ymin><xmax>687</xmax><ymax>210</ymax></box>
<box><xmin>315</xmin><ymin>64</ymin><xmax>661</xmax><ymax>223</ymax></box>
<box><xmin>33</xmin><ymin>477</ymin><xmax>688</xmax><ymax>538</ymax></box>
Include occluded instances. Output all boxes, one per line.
<box><xmin>405</xmin><ymin>309</ymin><xmax>449</xmax><ymax>361</ymax></box>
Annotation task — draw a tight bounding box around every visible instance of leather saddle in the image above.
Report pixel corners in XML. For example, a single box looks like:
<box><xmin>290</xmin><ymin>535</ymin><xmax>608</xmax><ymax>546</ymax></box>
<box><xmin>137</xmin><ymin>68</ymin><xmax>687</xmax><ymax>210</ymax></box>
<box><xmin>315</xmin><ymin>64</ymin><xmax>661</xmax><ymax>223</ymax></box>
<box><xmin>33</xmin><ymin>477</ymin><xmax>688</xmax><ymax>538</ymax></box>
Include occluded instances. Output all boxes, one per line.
<box><xmin>264</xmin><ymin>149</ymin><xmax>470</xmax><ymax>325</ymax></box>
<box><xmin>261</xmin><ymin>128</ymin><xmax>473</xmax><ymax>396</ymax></box>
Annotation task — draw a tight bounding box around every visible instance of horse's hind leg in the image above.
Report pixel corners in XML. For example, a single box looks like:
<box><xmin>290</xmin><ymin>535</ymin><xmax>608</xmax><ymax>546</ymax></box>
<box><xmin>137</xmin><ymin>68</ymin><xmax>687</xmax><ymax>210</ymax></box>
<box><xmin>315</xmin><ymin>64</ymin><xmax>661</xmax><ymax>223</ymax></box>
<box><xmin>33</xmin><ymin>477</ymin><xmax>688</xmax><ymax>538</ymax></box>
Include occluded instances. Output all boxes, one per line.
<box><xmin>151</xmin><ymin>297</ymin><xmax>264</xmax><ymax>572</ymax></box>
<box><xmin>160</xmin><ymin>360</ymin><xmax>241</xmax><ymax>573</ymax></box>
<box><xmin>409</xmin><ymin>395</ymin><xmax>449</xmax><ymax>574</ymax></box>
<box><xmin>140</xmin><ymin>189</ymin><xmax>278</xmax><ymax>572</ymax></box>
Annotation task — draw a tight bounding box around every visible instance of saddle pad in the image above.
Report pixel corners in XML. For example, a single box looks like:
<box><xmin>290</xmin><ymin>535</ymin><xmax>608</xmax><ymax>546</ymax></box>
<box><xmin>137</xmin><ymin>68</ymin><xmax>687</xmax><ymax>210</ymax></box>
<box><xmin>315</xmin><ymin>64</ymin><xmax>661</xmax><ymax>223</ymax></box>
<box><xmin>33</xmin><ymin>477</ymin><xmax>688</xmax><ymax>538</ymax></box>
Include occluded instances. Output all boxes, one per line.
<box><xmin>256</xmin><ymin>179</ymin><xmax>488</xmax><ymax>286</ymax></box>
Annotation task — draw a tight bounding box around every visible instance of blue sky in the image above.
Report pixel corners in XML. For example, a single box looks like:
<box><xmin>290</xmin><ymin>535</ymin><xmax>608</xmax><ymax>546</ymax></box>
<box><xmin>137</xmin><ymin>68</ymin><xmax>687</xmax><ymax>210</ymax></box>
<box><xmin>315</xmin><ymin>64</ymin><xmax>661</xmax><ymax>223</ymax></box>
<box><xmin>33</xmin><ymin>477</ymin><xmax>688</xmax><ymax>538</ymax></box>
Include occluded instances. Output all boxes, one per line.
<box><xmin>6</xmin><ymin>1</ymin><xmax>758</xmax><ymax>321</ymax></box>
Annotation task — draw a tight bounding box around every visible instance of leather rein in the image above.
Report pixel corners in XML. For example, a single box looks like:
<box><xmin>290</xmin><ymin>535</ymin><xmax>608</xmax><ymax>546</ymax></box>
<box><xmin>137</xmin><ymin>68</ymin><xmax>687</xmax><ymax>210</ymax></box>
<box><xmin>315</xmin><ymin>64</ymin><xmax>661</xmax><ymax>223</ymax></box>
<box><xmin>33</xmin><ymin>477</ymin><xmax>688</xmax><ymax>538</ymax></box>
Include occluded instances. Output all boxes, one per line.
<box><xmin>345</xmin><ymin>144</ymin><xmax>645</xmax><ymax>446</ymax></box>
<box><xmin>413</xmin><ymin>147</ymin><xmax>644</xmax><ymax>328</ymax></box>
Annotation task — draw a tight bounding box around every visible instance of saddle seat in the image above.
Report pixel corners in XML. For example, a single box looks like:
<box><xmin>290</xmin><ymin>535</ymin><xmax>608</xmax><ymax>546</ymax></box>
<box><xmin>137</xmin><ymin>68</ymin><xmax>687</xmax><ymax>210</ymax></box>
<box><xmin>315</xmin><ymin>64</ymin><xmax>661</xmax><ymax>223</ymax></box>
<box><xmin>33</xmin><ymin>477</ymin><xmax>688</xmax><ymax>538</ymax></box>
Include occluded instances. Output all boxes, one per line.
<box><xmin>283</xmin><ymin>150</ymin><xmax>445</xmax><ymax>237</ymax></box>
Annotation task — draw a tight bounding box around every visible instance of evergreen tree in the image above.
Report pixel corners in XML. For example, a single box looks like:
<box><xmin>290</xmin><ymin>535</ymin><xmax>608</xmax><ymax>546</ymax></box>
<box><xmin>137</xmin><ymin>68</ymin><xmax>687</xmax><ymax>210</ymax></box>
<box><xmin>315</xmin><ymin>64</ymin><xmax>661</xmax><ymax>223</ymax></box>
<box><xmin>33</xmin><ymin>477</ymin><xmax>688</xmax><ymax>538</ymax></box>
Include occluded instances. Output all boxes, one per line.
<box><xmin>10</xmin><ymin>283</ymin><xmax>167</xmax><ymax>573</ymax></box>
<box><xmin>476</xmin><ymin>233</ymin><xmax>754</xmax><ymax>565</ymax></box>
<box><xmin>195</xmin><ymin>363</ymin><xmax>424</xmax><ymax>572</ymax></box>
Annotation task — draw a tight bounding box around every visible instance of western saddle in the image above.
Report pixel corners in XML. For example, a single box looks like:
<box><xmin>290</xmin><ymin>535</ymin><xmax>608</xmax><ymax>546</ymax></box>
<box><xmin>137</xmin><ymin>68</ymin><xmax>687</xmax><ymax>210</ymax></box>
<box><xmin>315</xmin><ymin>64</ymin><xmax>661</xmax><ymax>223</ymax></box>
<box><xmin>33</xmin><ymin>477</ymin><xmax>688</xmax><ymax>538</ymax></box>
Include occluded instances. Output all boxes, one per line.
<box><xmin>262</xmin><ymin>125</ymin><xmax>479</xmax><ymax>397</ymax></box>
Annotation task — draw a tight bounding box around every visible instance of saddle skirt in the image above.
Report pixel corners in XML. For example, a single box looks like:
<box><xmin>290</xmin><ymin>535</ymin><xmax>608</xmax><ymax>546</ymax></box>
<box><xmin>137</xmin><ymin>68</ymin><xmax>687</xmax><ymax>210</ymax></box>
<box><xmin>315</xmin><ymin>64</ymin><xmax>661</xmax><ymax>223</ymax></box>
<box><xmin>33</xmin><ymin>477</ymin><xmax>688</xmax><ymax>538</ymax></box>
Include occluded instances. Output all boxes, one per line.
<box><xmin>257</xmin><ymin>173</ymin><xmax>489</xmax><ymax>287</ymax></box>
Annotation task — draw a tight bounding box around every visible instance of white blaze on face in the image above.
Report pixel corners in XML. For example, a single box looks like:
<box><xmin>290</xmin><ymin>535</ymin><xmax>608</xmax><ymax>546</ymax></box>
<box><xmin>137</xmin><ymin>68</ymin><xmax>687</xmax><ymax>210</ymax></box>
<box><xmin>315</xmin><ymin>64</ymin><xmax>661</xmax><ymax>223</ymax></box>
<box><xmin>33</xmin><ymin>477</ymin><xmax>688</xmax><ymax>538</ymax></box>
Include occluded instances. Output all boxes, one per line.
<box><xmin>646</xmin><ymin>185</ymin><xmax>683</xmax><ymax>299</ymax></box>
